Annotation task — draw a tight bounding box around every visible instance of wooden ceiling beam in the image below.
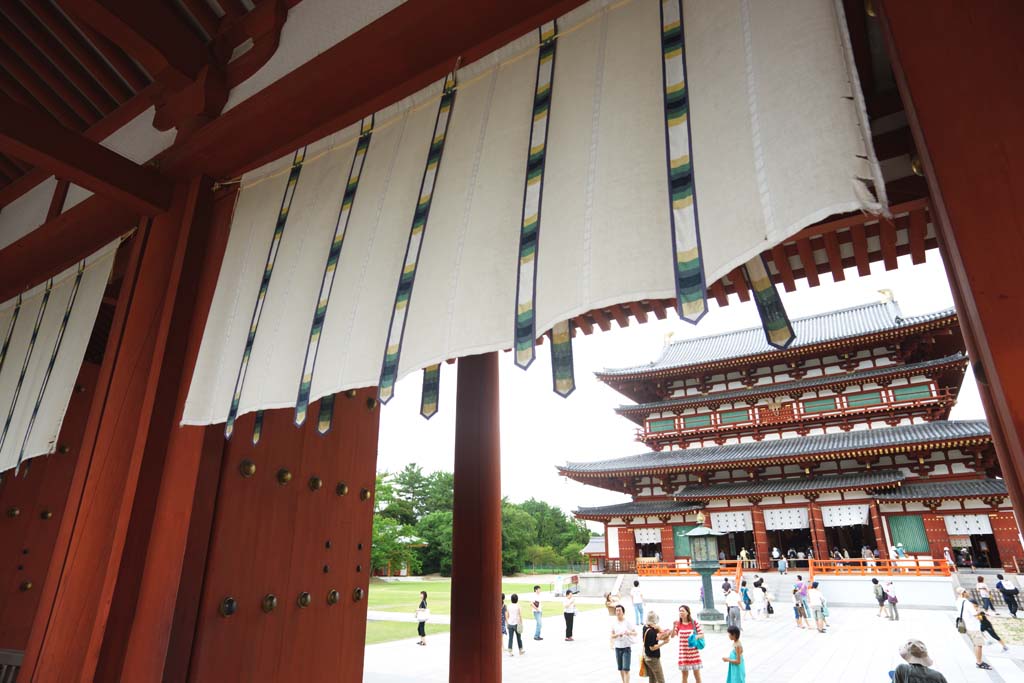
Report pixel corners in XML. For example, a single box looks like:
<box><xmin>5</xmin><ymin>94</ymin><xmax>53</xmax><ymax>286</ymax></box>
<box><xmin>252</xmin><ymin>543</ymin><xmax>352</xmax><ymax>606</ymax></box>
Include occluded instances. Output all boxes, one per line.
<box><xmin>729</xmin><ymin>268</ymin><xmax>751</xmax><ymax>302</ymax></box>
<box><xmin>908</xmin><ymin>207</ymin><xmax>928</xmax><ymax>265</ymax></box>
<box><xmin>24</xmin><ymin>0</ymin><xmax>133</xmax><ymax>103</ymax></box>
<box><xmin>181</xmin><ymin>0</ymin><xmax>220</xmax><ymax>39</ymax></box>
<box><xmin>59</xmin><ymin>0</ymin><xmax>207</xmax><ymax>88</ymax></box>
<box><xmin>879</xmin><ymin>216</ymin><xmax>899</xmax><ymax>270</ymax></box>
<box><xmin>850</xmin><ymin>223</ymin><xmax>872</xmax><ymax>276</ymax></box>
<box><xmin>770</xmin><ymin>244</ymin><xmax>797</xmax><ymax>292</ymax></box>
<box><xmin>2</xmin><ymin>1</ymin><xmax>117</xmax><ymax>114</ymax></box>
<box><xmin>70</xmin><ymin>11</ymin><xmax>151</xmax><ymax>91</ymax></box>
<box><xmin>0</xmin><ymin>94</ymin><xmax>171</xmax><ymax>215</ymax></box>
<box><xmin>796</xmin><ymin>238</ymin><xmax>820</xmax><ymax>287</ymax></box>
<box><xmin>823</xmin><ymin>231</ymin><xmax>846</xmax><ymax>282</ymax></box>
<box><xmin>0</xmin><ymin>41</ymin><xmax>85</xmax><ymax>129</ymax></box>
<box><xmin>0</xmin><ymin>14</ymin><xmax>101</xmax><ymax>123</ymax></box>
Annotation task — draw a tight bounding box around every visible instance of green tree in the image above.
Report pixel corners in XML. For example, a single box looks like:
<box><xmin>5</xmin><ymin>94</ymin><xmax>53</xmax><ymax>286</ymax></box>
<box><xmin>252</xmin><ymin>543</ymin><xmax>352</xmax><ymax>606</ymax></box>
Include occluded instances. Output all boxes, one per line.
<box><xmin>560</xmin><ymin>541</ymin><xmax>586</xmax><ymax>568</ymax></box>
<box><xmin>371</xmin><ymin>515</ymin><xmax>421</xmax><ymax>575</ymax></box>
<box><xmin>393</xmin><ymin>463</ymin><xmax>429</xmax><ymax>519</ymax></box>
<box><xmin>525</xmin><ymin>544</ymin><xmax>562</xmax><ymax>568</ymax></box>
<box><xmin>501</xmin><ymin>501</ymin><xmax>538</xmax><ymax>574</ymax></box>
<box><xmin>416</xmin><ymin>510</ymin><xmax>454</xmax><ymax>576</ymax></box>
<box><xmin>423</xmin><ymin>471</ymin><xmax>455</xmax><ymax>515</ymax></box>
<box><xmin>374</xmin><ymin>471</ymin><xmax>416</xmax><ymax>525</ymax></box>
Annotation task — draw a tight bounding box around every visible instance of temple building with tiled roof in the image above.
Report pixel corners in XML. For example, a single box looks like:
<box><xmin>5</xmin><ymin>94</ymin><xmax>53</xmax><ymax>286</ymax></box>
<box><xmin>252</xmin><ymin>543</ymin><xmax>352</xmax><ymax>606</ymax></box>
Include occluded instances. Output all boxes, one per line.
<box><xmin>561</xmin><ymin>299</ymin><xmax>1023</xmax><ymax>573</ymax></box>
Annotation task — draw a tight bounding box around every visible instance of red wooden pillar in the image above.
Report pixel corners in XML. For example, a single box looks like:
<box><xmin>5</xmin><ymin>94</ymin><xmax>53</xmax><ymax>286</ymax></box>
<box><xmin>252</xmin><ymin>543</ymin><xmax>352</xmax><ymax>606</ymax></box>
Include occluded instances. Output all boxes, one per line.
<box><xmin>750</xmin><ymin>504</ymin><xmax>771</xmax><ymax>570</ymax></box>
<box><xmin>450</xmin><ymin>353</ymin><xmax>502</xmax><ymax>683</ymax></box>
<box><xmin>618</xmin><ymin>527</ymin><xmax>637</xmax><ymax>569</ymax></box>
<box><xmin>879</xmin><ymin>0</ymin><xmax>1024</xmax><ymax>519</ymax></box>
<box><xmin>989</xmin><ymin>510</ymin><xmax>1024</xmax><ymax>572</ymax></box>
<box><xmin>20</xmin><ymin>178</ymin><xmax>213</xmax><ymax>682</ymax></box>
<box><xmin>869</xmin><ymin>502</ymin><xmax>890</xmax><ymax>559</ymax></box>
<box><xmin>660</xmin><ymin>524</ymin><xmax>675</xmax><ymax>562</ymax></box>
<box><xmin>806</xmin><ymin>500</ymin><xmax>828</xmax><ymax>561</ymax></box>
<box><xmin>921</xmin><ymin>511</ymin><xmax>952</xmax><ymax>560</ymax></box>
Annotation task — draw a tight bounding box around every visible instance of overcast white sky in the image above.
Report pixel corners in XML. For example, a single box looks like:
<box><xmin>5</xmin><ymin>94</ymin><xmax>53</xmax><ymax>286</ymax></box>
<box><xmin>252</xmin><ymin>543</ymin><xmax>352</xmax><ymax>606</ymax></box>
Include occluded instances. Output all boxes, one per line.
<box><xmin>377</xmin><ymin>252</ymin><xmax>984</xmax><ymax>528</ymax></box>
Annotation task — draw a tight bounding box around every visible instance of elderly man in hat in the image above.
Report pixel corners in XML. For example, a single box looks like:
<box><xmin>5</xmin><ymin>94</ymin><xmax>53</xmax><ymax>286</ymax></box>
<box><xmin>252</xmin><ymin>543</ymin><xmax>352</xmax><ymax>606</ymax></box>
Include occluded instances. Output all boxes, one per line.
<box><xmin>892</xmin><ymin>640</ymin><xmax>948</xmax><ymax>682</ymax></box>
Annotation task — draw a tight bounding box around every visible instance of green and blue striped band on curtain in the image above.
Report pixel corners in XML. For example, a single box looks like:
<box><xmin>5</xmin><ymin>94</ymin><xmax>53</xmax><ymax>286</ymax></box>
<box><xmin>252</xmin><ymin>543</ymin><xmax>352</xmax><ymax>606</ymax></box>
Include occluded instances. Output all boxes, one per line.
<box><xmin>378</xmin><ymin>73</ymin><xmax>457</xmax><ymax>404</ymax></box>
<box><xmin>0</xmin><ymin>280</ymin><xmax>53</xmax><ymax>456</ymax></box>
<box><xmin>420</xmin><ymin>364</ymin><xmax>441</xmax><ymax>419</ymax></box>
<box><xmin>294</xmin><ymin>116</ymin><xmax>375</xmax><ymax>427</ymax></box>
<box><xmin>16</xmin><ymin>263</ymin><xmax>85</xmax><ymax>467</ymax></box>
<box><xmin>743</xmin><ymin>254</ymin><xmax>795</xmax><ymax>349</ymax></box>
<box><xmin>0</xmin><ymin>295</ymin><xmax>21</xmax><ymax>378</ymax></box>
<box><xmin>252</xmin><ymin>410</ymin><xmax>264</xmax><ymax>445</ymax></box>
<box><xmin>514</xmin><ymin>20</ymin><xmax>558</xmax><ymax>371</ymax></box>
<box><xmin>317</xmin><ymin>394</ymin><xmax>335</xmax><ymax>435</ymax></box>
<box><xmin>660</xmin><ymin>0</ymin><xmax>707</xmax><ymax>324</ymax></box>
<box><xmin>550</xmin><ymin>320</ymin><xmax>575</xmax><ymax>397</ymax></box>
<box><xmin>225</xmin><ymin>146</ymin><xmax>307</xmax><ymax>439</ymax></box>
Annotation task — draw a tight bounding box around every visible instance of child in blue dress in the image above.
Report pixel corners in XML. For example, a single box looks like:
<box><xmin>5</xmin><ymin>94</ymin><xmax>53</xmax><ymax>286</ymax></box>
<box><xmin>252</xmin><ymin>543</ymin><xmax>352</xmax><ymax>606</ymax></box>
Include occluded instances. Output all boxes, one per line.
<box><xmin>722</xmin><ymin>625</ymin><xmax>745</xmax><ymax>683</ymax></box>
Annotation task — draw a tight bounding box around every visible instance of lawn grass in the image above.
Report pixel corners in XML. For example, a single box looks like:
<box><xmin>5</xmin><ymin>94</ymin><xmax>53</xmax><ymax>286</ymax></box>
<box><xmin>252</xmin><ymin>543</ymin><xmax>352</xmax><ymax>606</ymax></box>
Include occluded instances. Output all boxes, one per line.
<box><xmin>367</xmin><ymin>578</ymin><xmax>600</xmax><ymax>619</ymax></box>
<box><xmin>365</xmin><ymin>619</ymin><xmax>451</xmax><ymax>645</ymax></box>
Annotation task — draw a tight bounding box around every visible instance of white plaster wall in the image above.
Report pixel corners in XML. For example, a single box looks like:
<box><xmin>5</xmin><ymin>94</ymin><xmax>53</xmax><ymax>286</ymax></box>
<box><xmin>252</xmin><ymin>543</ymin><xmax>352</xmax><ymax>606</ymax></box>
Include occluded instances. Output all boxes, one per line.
<box><xmin>0</xmin><ymin>177</ymin><xmax>56</xmax><ymax>251</ymax></box>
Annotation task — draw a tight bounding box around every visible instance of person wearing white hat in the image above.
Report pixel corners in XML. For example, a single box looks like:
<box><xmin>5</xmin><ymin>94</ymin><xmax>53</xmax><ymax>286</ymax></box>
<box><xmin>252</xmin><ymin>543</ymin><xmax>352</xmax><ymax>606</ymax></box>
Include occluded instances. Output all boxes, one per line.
<box><xmin>892</xmin><ymin>640</ymin><xmax>948</xmax><ymax>682</ymax></box>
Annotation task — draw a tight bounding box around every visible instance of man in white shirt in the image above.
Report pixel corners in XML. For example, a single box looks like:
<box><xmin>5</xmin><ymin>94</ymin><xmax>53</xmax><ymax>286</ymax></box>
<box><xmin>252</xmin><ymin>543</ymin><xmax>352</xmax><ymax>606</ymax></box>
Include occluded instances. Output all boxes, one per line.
<box><xmin>630</xmin><ymin>580</ymin><xmax>644</xmax><ymax>626</ymax></box>
<box><xmin>807</xmin><ymin>581</ymin><xmax>827</xmax><ymax>633</ymax></box>
<box><xmin>956</xmin><ymin>588</ymin><xmax>993</xmax><ymax>670</ymax></box>
<box><xmin>724</xmin><ymin>588</ymin><xmax>742</xmax><ymax>631</ymax></box>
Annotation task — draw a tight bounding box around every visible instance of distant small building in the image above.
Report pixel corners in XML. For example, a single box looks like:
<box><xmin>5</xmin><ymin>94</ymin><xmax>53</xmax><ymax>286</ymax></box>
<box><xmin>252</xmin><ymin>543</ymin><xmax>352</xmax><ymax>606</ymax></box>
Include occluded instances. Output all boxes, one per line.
<box><xmin>580</xmin><ymin>535</ymin><xmax>606</xmax><ymax>572</ymax></box>
<box><xmin>560</xmin><ymin>300</ymin><xmax>1023</xmax><ymax>573</ymax></box>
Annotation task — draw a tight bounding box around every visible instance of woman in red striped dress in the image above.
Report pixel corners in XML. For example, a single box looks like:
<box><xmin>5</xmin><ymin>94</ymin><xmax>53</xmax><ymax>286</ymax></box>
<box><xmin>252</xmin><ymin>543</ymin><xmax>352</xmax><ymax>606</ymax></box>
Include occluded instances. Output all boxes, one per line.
<box><xmin>673</xmin><ymin>604</ymin><xmax>704</xmax><ymax>682</ymax></box>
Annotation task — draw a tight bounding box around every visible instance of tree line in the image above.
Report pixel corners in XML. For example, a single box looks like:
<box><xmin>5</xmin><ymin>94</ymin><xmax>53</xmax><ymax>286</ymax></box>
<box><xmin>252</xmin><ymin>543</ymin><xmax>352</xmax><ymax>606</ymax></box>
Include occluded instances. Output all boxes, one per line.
<box><xmin>372</xmin><ymin>464</ymin><xmax>592</xmax><ymax>575</ymax></box>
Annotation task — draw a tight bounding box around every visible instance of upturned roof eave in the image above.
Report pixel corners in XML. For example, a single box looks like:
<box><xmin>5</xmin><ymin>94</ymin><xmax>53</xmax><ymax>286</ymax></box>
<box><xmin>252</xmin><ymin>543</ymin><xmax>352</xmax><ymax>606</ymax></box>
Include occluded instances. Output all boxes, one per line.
<box><xmin>596</xmin><ymin>313</ymin><xmax>959</xmax><ymax>384</ymax></box>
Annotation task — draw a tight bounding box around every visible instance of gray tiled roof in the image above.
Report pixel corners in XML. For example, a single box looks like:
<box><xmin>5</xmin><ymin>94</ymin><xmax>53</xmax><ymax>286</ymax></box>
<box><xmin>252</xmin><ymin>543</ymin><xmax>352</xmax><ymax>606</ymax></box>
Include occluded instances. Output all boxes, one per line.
<box><xmin>616</xmin><ymin>353</ymin><xmax>966</xmax><ymax>419</ymax></box>
<box><xmin>672</xmin><ymin>470</ymin><xmax>904</xmax><ymax>500</ymax></box>
<box><xmin>581</xmin><ymin>536</ymin><xmax>606</xmax><ymax>554</ymax></box>
<box><xmin>574</xmin><ymin>500</ymin><xmax>703</xmax><ymax>518</ymax></box>
<box><xmin>599</xmin><ymin>301</ymin><xmax>956</xmax><ymax>377</ymax></box>
<box><xmin>873</xmin><ymin>478</ymin><xmax>1007</xmax><ymax>501</ymax></box>
<box><xmin>558</xmin><ymin>420</ymin><xmax>990</xmax><ymax>474</ymax></box>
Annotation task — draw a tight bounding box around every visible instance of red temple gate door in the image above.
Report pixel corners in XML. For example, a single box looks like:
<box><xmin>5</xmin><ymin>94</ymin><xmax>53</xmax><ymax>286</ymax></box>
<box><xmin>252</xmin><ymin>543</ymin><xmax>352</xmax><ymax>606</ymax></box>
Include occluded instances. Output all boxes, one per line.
<box><xmin>187</xmin><ymin>393</ymin><xmax>379</xmax><ymax>682</ymax></box>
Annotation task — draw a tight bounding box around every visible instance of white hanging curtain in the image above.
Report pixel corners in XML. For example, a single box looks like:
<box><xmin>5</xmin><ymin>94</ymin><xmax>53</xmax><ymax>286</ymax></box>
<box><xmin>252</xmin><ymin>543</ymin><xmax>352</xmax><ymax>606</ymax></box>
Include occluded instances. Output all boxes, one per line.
<box><xmin>634</xmin><ymin>527</ymin><xmax>662</xmax><ymax>544</ymax></box>
<box><xmin>0</xmin><ymin>241</ymin><xmax>117</xmax><ymax>473</ymax></box>
<box><xmin>764</xmin><ymin>507</ymin><xmax>810</xmax><ymax>530</ymax></box>
<box><xmin>821</xmin><ymin>504</ymin><xmax>871</xmax><ymax>527</ymax></box>
<box><xmin>607</xmin><ymin>527</ymin><xmax>621</xmax><ymax>559</ymax></box>
<box><xmin>711</xmin><ymin>510</ymin><xmax>753</xmax><ymax>533</ymax></box>
<box><xmin>944</xmin><ymin>514</ymin><xmax>993</xmax><ymax>536</ymax></box>
<box><xmin>182</xmin><ymin>0</ymin><xmax>882</xmax><ymax>426</ymax></box>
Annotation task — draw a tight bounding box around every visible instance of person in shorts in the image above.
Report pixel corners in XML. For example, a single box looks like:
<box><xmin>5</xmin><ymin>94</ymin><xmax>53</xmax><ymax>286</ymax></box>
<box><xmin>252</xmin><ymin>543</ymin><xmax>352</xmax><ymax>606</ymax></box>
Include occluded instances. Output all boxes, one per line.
<box><xmin>610</xmin><ymin>604</ymin><xmax>637</xmax><ymax>683</ymax></box>
<box><xmin>956</xmin><ymin>588</ymin><xmax>992</xmax><ymax>670</ymax></box>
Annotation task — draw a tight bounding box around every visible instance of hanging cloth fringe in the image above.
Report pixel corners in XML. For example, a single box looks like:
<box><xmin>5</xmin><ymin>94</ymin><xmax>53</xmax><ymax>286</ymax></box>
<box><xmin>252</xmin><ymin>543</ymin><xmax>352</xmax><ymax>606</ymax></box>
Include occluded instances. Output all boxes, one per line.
<box><xmin>225</xmin><ymin>147</ymin><xmax>307</xmax><ymax>439</ymax></box>
<box><xmin>252</xmin><ymin>410</ymin><xmax>264</xmax><ymax>445</ymax></box>
<box><xmin>295</xmin><ymin>116</ymin><xmax>375</xmax><ymax>426</ymax></box>
<box><xmin>743</xmin><ymin>255</ymin><xmax>795</xmax><ymax>349</ymax></box>
<box><xmin>317</xmin><ymin>394</ymin><xmax>335</xmax><ymax>435</ymax></box>
<box><xmin>420</xmin><ymin>364</ymin><xmax>441</xmax><ymax>419</ymax></box>
<box><xmin>378</xmin><ymin>72</ymin><xmax>458</xmax><ymax>404</ymax></box>
<box><xmin>514</xmin><ymin>20</ymin><xmax>558</xmax><ymax>371</ymax></box>
<box><xmin>550</xmin><ymin>320</ymin><xmax>576</xmax><ymax>397</ymax></box>
<box><xmin>660</xmin><ymin>0</ymin><xmax>707</xmax><ymax>324</ymax></box>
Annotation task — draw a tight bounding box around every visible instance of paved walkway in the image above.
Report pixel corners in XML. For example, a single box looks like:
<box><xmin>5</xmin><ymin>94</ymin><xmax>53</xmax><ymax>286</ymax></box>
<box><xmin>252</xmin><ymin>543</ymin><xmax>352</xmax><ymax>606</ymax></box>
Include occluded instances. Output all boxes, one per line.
<box><xmin>364</xmin><ymin>604</ymin><xmax>1024</xmax><ymax>682</ymax></box>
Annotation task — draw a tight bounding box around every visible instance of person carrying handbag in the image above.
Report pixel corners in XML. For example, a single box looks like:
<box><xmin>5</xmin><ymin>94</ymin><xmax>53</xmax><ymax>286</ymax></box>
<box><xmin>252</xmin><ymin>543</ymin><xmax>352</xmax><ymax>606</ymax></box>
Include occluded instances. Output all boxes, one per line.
<box><xmin>642</xmin><ymin>611</ymin><xmax>670</xmax><ymax>683</ymax></box>
<box><xmin>505</xmin><ymin>594</ymin><xmax>525</xmax><ymax>656</ymax></box>
<box><xmin>415</xmin><ymin>591</ymin><xmax>429</xmax><ymax>646</ymax></box>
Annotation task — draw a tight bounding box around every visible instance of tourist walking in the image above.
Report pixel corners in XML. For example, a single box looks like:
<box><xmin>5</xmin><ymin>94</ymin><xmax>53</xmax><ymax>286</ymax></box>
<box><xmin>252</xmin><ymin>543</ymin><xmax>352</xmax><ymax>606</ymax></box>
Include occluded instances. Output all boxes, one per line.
<box><xmin>722</xmin><ymin>625</ymin><xmax>745</xmax><ymax>683</ymax></box>
<box><xmin>996</xmin><ymin>573</ymin><xmax>1020</xmax><ymax>617</ymax></box>
<box><xmin>415</xmin><ymin>591</ymin><xmax>429</xmax><ymax>646</ymax></box>
<box><xmin>872</xmin><ymin>578</ymin><xmax>887</xmax><ymax>617</ymax></box>
<box><xmin>794</xmin><ymin>575</ymin><xmax>810</xmax><ymax>617</ymax></box>
<box><xmin>792</xmin><ymin>588</ymin><xmax>809</xmax><ymax>629</ymax></box>
<box><xmin>610</xmin><ymin>604</ymin><xmax>637</xmax><ymax>683</ymax></box>
<box><xmin>977</xmin><ymin>609</ymin><xmax>1010</xmax><ymax>652</ymax></box>
<box><xmin>724</xmin><ymin>587</ymin><xmax>742</xmax><ymax>631</ymax></box>
<box><xmin>956</xmin><ymin>588</ymin><xmax>992</xmax><ymax>669</ymax></box>
<box><xmin>807</xmin><ymin>581</ymin><xmax>827</xmax><ymax>633</ymax></box>
<box><xmin>771</xmin><ymin>546</ymin><xmax>781</xmax><ymax>569</ymax></box>
<box><xmin>976</xmin><ymin>576</ymin><xmax>996</xmax><ymax>613</ymax></box>
<box><xmin>777</xmin><ymin>555</ymin><xmax>788</xmax><ymax>575</ymax></box>
<box><xmin>751</xmin><ymin>583</ymin><xmax>767</xmax><ymax>620</ymax></box>
<box><xmin>942</xmin><ymin>547</ymin><xmax>955</xmax><ymax>571</ymax></box>
<box><xmin>532</xmin><ymin>585</ymin><xmax>544</xmax><ymax>640</ymax></box>
<box><xmin>892</xmin><ymin>639</ymin><xmax>949</xmax><ymax>683</ymax></box>
<box><xmin>673</xmin><ymin>604</ymin><xmax>704</xmax><ymax>683</ymax></box>
<box><xmin>740</xmin><ymin>580</ymin><xmax>751</xmax><ymax>611</ymax></box>
<box><xmin>506</xmin><ymin>594</ymin><xmax>525</xmax><ymax>656</ymax></box>
<box><xmin>884</xmin><ymin>581</ymin><xmax>900</xmax><ymax>620</ymax></box>
<box><xmin>563</xmin><ymin>590</ymin><xmax>576</xmax><ymax>640</ymax></box>
<box><xmin>631</xmin><ymin>580</ymin><xmax>645</xmax><ymax>626</ymax></box>
<box><xmin>642</xmin><ymin>610</ymin><xmax>669</xmax><ymax>683</ymax></box>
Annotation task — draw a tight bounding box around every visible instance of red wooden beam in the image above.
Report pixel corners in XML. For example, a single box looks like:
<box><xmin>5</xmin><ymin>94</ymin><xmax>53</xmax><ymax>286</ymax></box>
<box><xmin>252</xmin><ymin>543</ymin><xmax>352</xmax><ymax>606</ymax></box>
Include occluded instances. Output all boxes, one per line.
<box><xmin>770</xmin><ymin>244</ymin><xmax>797</xmax><ymax>292</ymax></box>
<box><xmin>23</xmin><ymin>0</ymin><xmax>132</xmax><ymax>104</ymax></box>
<box><xmin>0</xmin><ymin>42</ymin><xmax>85</xmax><ymax>129</ymax></box>
<box><xmin>0</xmin><ymin>14</ymin><xmax>101</xmax><ymax>123</ymax></box>
<box><xmin>823</xmin><ymin>231</ymin><xmax>846</xmax><ymax>282</ymax></box>
<box><xmin>609</xmin><ymin>305</ymin><xmax>630</xmax><ymax>329</ymax></box>
<box><xmin>908</xmin><ymin>207</ymin><xmax>928</xmax><ymax>264</ymax></box>
<box><xmin>708</xmin><ymin>280</ymin><xmax>729</xmax><ymax>307</ymax></box>
<box><xmin>0</xmin><ymin>95</ymin><xmax>171</xmax><ymax>214</ymax></box>
<box><xmin>2</xmin><ymin>2</ymin><xmax>117</xmax><ymax>114</ymax></box>
<box><xmin>628</xmin><ymin>301</ymin><xmax>648</xmax><ymax>325</ymax></box>
<box><xmin>729</xmin><ymin>267</ymin><xmax>751</xmax><ymax>302</ymax></box>
<box><xmin>878</xmin><ymin>216</ymin><xmax>899</xmax><ymax>270</ymax></box>
<box><xmin>849</xmin><ymin>223</ymin><xmax>871</xmax><ymax>276</ymax></box>
<box><xmin>649</xmin><ymin>299</ymin><xmax>668</xmax><ymax>320</ymax></box>
<box><xmin>795</xmin><ymin>237</ymin><xmax>820</xmax><ymax>287</ymax></box>
<box><xmin>590</xmin><ymin>307</ymin><xmax>612</xmax><ymax>332</ymax></box>
<box><xmin>60</xmin><ymin>0</ymin><xmax>207</xmax><ymax>88</ymax></box>
<box><xmin>574</xmin><ymin>314</ymin><xmax>594</xmax><ymax>336</ymax></box>
<box><xmin>73</xmin><ymin>17</ymin><xmax>151</xmax><ymax>91</ymax></box>
<box><xmin>181</xmin><ymin>0</ymin><xmax>220</xmax><ymax>39</ymax></box>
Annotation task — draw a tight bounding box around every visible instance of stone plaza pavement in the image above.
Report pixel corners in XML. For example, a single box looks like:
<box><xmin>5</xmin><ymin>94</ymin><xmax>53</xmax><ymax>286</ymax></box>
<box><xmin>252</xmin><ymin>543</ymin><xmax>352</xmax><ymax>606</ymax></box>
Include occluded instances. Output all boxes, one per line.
<box><xmin>364</xmin><ymin>603</ymin><xmax>1024</xmax><ymax>682</ymax></box>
